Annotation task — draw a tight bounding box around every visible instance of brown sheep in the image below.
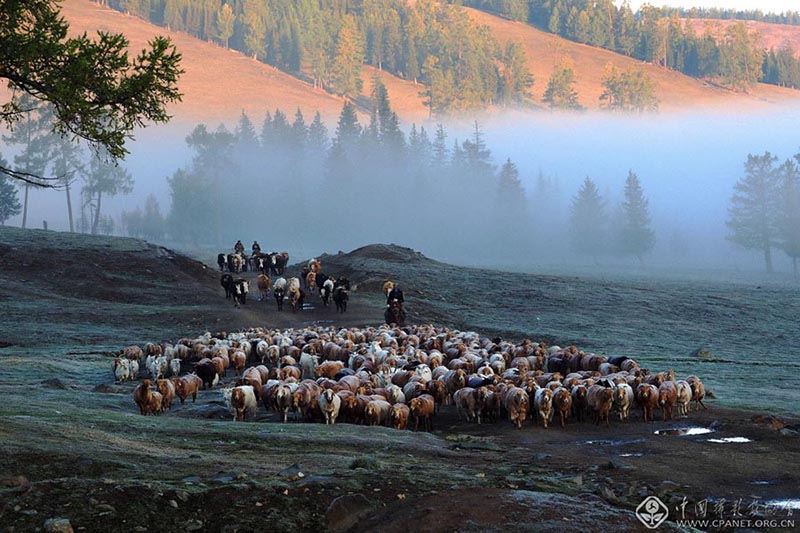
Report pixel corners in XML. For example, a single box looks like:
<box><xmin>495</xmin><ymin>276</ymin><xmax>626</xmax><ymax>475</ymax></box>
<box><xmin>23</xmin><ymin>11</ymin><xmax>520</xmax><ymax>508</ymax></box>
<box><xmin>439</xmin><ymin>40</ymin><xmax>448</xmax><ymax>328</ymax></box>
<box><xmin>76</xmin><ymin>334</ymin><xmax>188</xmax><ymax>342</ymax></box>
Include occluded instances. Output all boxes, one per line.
<box><xmin>552</xmin><ymin>387</ymin><xmax>572</xmax><ymax>428</ymax></box>
<box><xmin>155</xmin><ymin>379</ymin><xmax>175</xmax><ymax>411</ymax></box>
<box><xmin>587</xmin><ymin>385</ymin><xmax>614</xmax><ymax>427</ymax></box>
<box><xmin>658</xmin><ymin>381</ymin><xmax>678</xmax><ymax>421</ymax></box>
<box><xmin>636</xmin><ymin>383</ymin><xmax>659</xmax><ymax>423</ymax></box>
<box><xmin>133</xmin><ymin>380</ymin><xmax>162</xmax><ymax>415</ymax></box>
<box><xmin>365</xmin><ymin>399</ymin><xmax>392</xmax><ymax>426</ymax></box>
<box><xmin>503</xmin><ymin>386</ymin><xmax>529</xmax><ymax>429</ymax></box>
<box><xmin>173</xmin><ymin>374</ymin><xmax>202</xmax><ymax>404</ymax></box>
<box><xmin>409</xmin><ymin>394</ymin><xmax>435</xmax><ymax>431</ymax></box>
<box><xmin>390</xmin><ymin>403</ymin><xmax>410</xmax><ymax>430</ymax></box>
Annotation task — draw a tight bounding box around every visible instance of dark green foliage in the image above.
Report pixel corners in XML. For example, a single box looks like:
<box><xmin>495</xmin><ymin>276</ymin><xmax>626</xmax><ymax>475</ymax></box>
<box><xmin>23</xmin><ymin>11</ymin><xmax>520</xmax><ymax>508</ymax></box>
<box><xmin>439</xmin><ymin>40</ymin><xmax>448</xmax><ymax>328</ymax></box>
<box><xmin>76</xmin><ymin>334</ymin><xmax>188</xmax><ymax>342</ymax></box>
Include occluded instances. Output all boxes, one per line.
<box><xmin>82</xmin><ymin>150</ymin><xmax>134</xmax><ymax>235</ymax></box>
<box><xmin>616</xmin><ymin>171</ymin><xmax>654</xmax><ymax>261</ymax></box>
<box><xmin>0</xmin><ymin>155</ymin><xmax>21</xmax><ymax>225</ymax></box>
<box><xmin>599</xmin><ymin>65</ymin><xmax>659</xmax><ymax>112</ymax></box>
<box><xmin>105</xmin><ymin>0</ymin><xmax>530</xmax><ymax>113</ymax></box>
<box><xmin>0</xmin><ymin>0</ymin><xmax>182</xmax><ymax>186</ymax></box>
<box><xmin>468</xmin><ymin>0</ymin><xmax>795</xmax><ymax>91</ymax></box>
<box><xmin>543</xmin><ymin>63</ymin><xmax>582</xmax><ymax>110</ymax></box>
<box><xmin>779</xmin><ymin>156</ymin><xmax>800</xmax><ymax>277</ymax></box>
<box><xmin>727</xmin><ymin>152</ymin><xmax>782</xmax><ymax>273</ymax></box>
<box><xmin>569</xmin><ymin>177</ymin><xmax>605</xmax><ymax>257</ymax></box>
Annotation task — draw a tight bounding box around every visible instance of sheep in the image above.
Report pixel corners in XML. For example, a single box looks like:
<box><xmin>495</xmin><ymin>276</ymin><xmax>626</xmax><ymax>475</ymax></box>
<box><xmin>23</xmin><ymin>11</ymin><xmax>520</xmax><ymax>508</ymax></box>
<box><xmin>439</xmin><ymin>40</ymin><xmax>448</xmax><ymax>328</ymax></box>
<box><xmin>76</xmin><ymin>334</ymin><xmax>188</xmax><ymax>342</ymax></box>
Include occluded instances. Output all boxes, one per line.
<box><xmin>676</xmin><ymin>380</ymin><xmax>692</xmax><ymax>416</ymax></box>
<box><xmin>173</xmin><ymin>374</ymin><xmax>203</xmax><ymax>404</ymax></box>
<box><xmin>409</xmin><ymin>394</ymin><xmax>435</xmax><ymax>431</ymax></box>
<box><xmin>224</xmin><ymin>385</ymin><xmax>258</xmax><ymax>421</ymax></box>
<box><xmin>390</xmin><ymin>403</ymin><xmax>410</xmax><ymax>430</ymax></box>
<box><xmin>168</xmin><ymin>358</ymin><xmax>181</xmax><ymax>378</ymax></box>
<box><xmin>318</xmin><ymin>389</ymin><xmax>342</xmax><ymax>425</ymax></box>
<box><xmin>613</xmin><ymin>383</ymin><xmax>634</xmax><ymax>422</ymax></box>
<box><xmin>133</xmin><ymin>380</ymin><xmax>162</xmax><ymax>415</ymax></box>
<box><xmin>113</xmin><ymin>358</ymin><xmax>130</xmax><ymax>383</ymax></box>
<box><xmin>533</xmin><ymin>387</ymin><xmax>554</xmax><ymax>428</ymax></box>
<box><xmin>156</xmin><ymin>379</ymin><xmax>176</xmax><ymax>411</ymax></box>
<box><xmin>365</xmin><ymin>399</ymin><xmax>392</xmax><ymax>426</ymax></box>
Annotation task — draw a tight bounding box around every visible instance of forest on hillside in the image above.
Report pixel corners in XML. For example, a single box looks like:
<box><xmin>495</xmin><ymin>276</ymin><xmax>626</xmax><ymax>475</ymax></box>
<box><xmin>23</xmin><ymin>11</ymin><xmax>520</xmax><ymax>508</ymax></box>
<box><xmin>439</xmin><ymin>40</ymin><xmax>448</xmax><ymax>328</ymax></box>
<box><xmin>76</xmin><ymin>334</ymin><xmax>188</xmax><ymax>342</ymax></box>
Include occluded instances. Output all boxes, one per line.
<box><xmin>98</xmin><ymin>0</ymin><xmax>533</xmax><ymax>113</ymax></box>
<box><xmin>99</xmin><ymin>0</ymin><xmax>800</xmax><ymax>110</ymax></box>
<box><xmin>465</xmin><ymin>0</ymin><xmax>800</xmax><ymax>90</ymax></box>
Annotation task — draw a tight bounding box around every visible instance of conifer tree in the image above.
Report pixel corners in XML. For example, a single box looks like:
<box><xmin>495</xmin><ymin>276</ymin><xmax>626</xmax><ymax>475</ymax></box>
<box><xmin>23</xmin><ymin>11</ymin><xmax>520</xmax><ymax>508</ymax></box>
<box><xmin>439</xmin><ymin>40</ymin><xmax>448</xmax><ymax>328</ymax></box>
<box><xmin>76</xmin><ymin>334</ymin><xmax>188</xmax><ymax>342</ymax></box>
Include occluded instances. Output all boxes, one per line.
<box><xmin>779</xmin><ymin>156</ymin><xmax>800</xmax><ymax>277</ymax></box>
<box><xmin>0</xmin><ymin>154</ymin><xmax>21</xmax><ymax>225</ymax></box>
<box><xmin>727</xmin><ymin>152</ymin><xmax>782</xmax><ymax>273</ymax></box>
<box><xmin>570</xmin><ymin>177</ymin><xmax>606</xmax><ymax>258</ymax></box>
<box><xmin>617</xmin><ymin>170</ymin><xmax>655</xmax><ymax>262</ymax></box>
<box><xmin>543</xmin><ymin>62</ymin><xmax>583</xmax><ymax>110</ymax></box>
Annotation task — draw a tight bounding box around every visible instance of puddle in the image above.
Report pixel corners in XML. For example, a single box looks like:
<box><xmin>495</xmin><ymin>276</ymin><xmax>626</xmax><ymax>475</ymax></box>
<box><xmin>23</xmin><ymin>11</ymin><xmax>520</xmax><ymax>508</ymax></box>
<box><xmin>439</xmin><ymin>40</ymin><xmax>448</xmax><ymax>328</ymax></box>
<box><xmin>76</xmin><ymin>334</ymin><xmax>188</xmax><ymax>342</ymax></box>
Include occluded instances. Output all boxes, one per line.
<box><xmin>619</xmin><ymin>453</ymin><xmax>643</xmax><ymax>457</ymax></box>
<box><xmin>583</xmin><ymin>438</ymin><xmax>646</xmax><ymax>446</ymax></box>
<box><xmin>750</xmin><ymin>480</ymin><xmax>775</xmax><ymax>485</ymax></box>
<box><xmin>766</xmin><ymin>499</ymin><xmax>800</xmax><ymax>510</ymax></box>
<box><xmin>707</xmin><ymin>437</ymin><xmax>752</xmax><ymax>443</ymax></box>
<box><xmin>654</xmin><ymin>427</ymin><xmax>714</xmax><ymax>436</ymax></box>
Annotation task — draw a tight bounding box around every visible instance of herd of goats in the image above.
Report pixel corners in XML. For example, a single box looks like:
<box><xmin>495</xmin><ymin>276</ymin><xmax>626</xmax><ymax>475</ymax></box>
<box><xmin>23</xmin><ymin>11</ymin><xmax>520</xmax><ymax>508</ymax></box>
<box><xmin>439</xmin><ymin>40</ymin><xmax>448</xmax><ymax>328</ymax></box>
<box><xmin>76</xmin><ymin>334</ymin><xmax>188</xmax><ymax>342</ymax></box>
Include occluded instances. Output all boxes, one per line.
<box><xmin>115</xmin><ymin>324</ymin><xmax>708</xmax><ymax>432</ymax></box>
<box><xmin>218</xmin><ymin>253</ymin><xmax>352</xmax><ymax>314</ymax></box>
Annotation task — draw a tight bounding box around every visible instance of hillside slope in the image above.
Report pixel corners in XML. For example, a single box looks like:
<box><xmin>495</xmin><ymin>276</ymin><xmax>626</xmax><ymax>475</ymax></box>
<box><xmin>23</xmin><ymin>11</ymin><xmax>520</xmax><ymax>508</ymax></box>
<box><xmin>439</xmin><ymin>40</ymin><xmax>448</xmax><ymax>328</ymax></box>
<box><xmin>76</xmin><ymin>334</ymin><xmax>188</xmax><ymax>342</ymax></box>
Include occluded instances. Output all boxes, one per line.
<box><xmin>59</xmin><ymin>0</ymin><xmax>429</xmax><ymax>126</ymax></box>
<box><xmin>687</xmin><ymin>18</ymin><xmax>800</xmax><ymax>56</ymax></box>
<box><xmin>465</xmin><ymin>7</ymin><xmax>800</xmax><ymax>111</ymax></box>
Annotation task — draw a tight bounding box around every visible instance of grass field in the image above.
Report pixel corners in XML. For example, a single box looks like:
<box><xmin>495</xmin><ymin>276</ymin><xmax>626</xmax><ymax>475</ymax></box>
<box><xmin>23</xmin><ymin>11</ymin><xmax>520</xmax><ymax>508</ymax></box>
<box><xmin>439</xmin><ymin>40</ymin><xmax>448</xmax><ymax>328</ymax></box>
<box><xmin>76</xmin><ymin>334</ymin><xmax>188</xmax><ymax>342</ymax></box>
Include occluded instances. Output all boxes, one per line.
<box><xmin>1</xmin><ymin>228</ymin><xmax>798</xmax><ymax>531</ymax></box>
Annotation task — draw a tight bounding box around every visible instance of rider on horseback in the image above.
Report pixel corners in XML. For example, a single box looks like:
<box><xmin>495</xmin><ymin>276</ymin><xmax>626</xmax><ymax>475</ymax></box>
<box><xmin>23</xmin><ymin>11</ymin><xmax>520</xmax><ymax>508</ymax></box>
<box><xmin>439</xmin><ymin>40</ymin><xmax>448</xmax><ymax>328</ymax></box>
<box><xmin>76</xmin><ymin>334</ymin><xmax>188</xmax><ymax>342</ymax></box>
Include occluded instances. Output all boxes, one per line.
<box><xmin>387</xmin><ymin>284</ymin><xmax>404</xmax><ymax>306</ymax></box>
<box><xmin>234</xmin><ymin>240</ymin><xmax>244</xmax><ymax>254</ymax></box>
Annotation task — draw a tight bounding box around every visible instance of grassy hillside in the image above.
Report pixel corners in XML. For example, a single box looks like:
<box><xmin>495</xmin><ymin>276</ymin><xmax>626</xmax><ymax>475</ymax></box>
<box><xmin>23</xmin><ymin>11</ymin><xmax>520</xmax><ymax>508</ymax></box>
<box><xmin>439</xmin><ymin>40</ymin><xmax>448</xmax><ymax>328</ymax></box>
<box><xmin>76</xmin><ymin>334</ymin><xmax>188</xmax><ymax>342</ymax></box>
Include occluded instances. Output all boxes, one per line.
<box><xmin>464</xmin><ymin>7</ymin><xmax>800</xmax><ymax>112</ymax></box>
<box><xmin>687</xmin><ymin>18</ymin><xmax>800</xmax><ymax>56</ymax></box>
<box><xmin>1</xmin><ymin>229</ymin><xmax>798</xmax><ymax>531</ymax></box>
<box><xmin>59</xmin><ymin>0</ymin><xmax>429</xmax><ymax>126</ymax></box>
<box><xmin>56</xmin><ymin>0</ymin><xmax>800</xmax><ymax>130</ymax></box>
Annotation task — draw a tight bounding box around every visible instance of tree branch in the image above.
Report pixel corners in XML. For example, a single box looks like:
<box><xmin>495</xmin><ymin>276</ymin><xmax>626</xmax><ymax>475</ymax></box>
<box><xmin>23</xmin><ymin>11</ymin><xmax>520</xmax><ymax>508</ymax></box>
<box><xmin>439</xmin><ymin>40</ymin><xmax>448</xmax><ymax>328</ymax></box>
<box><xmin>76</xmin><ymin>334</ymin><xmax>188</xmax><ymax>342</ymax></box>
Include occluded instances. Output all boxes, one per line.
<box><xmin>0</xmin><ymin>165</ymin><xmax>64</xmax><ymax>189</ymax></box>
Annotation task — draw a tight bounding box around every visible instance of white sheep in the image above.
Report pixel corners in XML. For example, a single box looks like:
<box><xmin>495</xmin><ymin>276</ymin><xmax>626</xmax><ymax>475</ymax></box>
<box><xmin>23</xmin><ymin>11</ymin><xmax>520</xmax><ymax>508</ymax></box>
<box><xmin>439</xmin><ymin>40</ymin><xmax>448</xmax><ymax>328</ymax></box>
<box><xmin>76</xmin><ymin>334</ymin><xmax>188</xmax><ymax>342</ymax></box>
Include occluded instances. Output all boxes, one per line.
<box><xmin>318</xmin><ymin>389</ymin><xmax>341</xmax><ymax>425</ymax></box>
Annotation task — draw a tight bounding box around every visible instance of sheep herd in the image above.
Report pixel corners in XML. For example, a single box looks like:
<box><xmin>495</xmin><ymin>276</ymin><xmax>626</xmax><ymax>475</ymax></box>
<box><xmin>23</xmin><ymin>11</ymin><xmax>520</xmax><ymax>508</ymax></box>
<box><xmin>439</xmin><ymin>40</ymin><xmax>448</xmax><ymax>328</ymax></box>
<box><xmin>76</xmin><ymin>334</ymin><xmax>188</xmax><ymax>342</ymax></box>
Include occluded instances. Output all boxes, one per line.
<box><xmin>115</xmin><ymin>324</ymin><xmax>708</xmax><ymax>432</ymax></box>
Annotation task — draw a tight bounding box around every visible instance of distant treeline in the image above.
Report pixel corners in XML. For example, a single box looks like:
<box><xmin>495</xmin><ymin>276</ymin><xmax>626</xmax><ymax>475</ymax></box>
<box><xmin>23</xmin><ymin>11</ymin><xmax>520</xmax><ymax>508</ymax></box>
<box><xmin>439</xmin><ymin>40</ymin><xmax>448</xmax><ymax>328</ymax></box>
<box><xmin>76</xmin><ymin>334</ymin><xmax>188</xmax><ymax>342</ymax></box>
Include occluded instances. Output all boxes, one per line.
<box><xmin>97</xmin><ymin>0</ymin><xmax>532</xmax><ymax>112</ymax></box>
<box><xmin>148</xmin><ymin>79</ymin><xmax>659</xmax><ymax>264</ymax></box>
<box><xmin>461</xmin><ymin>0</ymin><xmax>800</xmax><ymax>90</ymax></box>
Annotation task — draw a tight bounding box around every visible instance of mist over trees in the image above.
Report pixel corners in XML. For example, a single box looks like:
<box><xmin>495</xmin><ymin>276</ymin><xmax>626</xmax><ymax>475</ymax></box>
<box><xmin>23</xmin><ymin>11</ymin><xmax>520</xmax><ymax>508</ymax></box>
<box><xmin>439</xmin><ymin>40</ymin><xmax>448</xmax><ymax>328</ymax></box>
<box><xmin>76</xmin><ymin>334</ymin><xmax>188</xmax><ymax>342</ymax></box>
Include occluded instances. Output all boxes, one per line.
<box><xmin>727</xmin><ymin>151</ymin><xmax>800</xmax><ymax>275</ymax></box>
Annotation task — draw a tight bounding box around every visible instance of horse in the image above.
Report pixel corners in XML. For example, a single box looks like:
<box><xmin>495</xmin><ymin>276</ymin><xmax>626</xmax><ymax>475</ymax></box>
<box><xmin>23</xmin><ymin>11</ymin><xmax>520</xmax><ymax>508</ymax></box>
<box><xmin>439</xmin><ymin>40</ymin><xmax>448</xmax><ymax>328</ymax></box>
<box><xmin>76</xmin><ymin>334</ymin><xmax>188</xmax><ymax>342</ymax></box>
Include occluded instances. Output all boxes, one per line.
<box><xmin>217</xmin><ymin>253</ymin><xmax>227</xmax><ymax>272</ymax></box>
<box><xmin>320</xmin><ymin>278</ymin><xmax>334</xmax><ymax>307</ymax></box>
<box><xmin>256</xmin><ymin>274</ymin><xmax>272</xmax><ymax>301</ymax></box>
<box><xmin>385</xmin><ymin>298</ymin><xmax>405</xmax><ymax>326</ymax></box>
<box><xmin>333</xmin><ymin>285</ymin><xmax>348</xmax><ymax>313</ymax></box>
<box><xmin>273</xmin><ymin>286</ymin><xmax>285</xmax><ymax>311</ymax></box>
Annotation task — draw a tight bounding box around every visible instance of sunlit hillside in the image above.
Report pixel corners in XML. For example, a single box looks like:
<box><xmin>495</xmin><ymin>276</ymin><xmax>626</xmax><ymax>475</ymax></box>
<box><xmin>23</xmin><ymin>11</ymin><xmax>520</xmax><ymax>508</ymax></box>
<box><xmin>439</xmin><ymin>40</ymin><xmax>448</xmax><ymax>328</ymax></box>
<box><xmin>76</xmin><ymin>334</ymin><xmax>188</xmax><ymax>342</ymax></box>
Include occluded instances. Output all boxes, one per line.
<box><xmin>463</xmin><ymin>6</ymin><xmax>800</xmax><ymax>112</ymax></box>
<box><xmin>53</xmin><ymin>0</ymin><xmax>800</xmax><ymax>128</ymax></box>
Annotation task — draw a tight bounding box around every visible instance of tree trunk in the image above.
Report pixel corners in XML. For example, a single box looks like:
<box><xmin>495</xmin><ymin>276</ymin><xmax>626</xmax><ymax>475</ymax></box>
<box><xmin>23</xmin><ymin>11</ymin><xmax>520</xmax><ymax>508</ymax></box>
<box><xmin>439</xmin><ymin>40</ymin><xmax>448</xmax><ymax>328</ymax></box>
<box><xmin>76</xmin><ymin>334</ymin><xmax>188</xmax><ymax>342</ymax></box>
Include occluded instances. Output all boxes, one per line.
<box><xmin>92</xmin><ymin>190</ymin><xmax>102</xmax><ymax>235</ymax></box>
<box><xmin>65</xmin><ymin>181</ymin><xmax>74</xmax><ymax>233</ymax></box>
<box><xmin>764</xmin><ymin>244</ymin><xmax>773</xmax><ymax>274</ymax></box>
<box><xmin>21</xmin><ymin>184</ymin><xmax>29</xmax><ymax>228</ymax></box>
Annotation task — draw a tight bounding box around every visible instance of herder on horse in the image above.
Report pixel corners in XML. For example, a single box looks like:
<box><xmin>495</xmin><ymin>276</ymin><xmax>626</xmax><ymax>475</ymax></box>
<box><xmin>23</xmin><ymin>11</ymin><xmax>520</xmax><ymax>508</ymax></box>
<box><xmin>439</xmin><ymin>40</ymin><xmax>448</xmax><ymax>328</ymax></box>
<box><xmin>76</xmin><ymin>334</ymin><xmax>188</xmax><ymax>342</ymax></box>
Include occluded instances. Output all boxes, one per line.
<box><xmin>385</xmin><ymin>284</ymin><xmax>406</xmax><ymax>325</ymax></box>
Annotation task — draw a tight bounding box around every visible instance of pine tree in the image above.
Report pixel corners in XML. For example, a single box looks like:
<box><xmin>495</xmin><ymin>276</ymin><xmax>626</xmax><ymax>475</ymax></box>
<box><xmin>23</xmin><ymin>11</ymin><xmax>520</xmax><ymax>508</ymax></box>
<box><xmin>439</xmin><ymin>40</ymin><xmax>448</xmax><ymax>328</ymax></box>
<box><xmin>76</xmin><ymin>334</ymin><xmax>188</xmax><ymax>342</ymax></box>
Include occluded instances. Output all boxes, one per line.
<box><xmin>499</xmin><ymin>42</ymin><xmax>533</xmax><ymax>107</ymax></box>
<box><xmin>570</xmin><ymin>176</ymin><xmax>606</xmax><ymax>258</ymax></box>
<box><xmin>543</xmin><ymin>62</ymin><xmax>583</xmax><ymax>110</ymax></box>
<box><xmin>330</xmin><ymin>15</ymin><xmax>364</xmax><ymax>98</ymax></box>
<box><xmin>0</xmin><ymin>154</ymin><xmax>21</xmax><ymax>225</ymax></box>
<box><xmin>432</xmin><ymin>124</ymin><xmax>448</xmax><ymax>168</ymax></box>
<box><xmin>82</xmin><ymin>150</ymin><xmax>134</xmax><ymax>235</ymax></box>
<box><xmin>307</xmin><ymin>112</ymin><xmax>329</xmax><ymax>154</ymax></box>
<box><xmin>1</xmin><ymin>96</ymin><xmax>51</xmax><ymax>228</ymax></box>
<box><xmin>216</xmin><ymin>3</ymin><xmax>235</xmax><ymax>48</ymax></box>
<box><xmin>779</xmin><ymin>156</ymin><xmax>800</xmax><ymax>277</ymax></box>
<box><xmin>617</xmin><ymin>170</ymin><xmax>655</xmax><ymax>262</ymax></box>
<box><xmin>290</xmin><ymin>108</ymin><xmax>308</xmax><ymax>152</ymax></box>
<box><xmin>727</xmin><ymin>152</ymin><xmax>782</xmax><ymax>273</ymax></box>
<box><xmin>496</xmin><ymin>158</ymin><xmax>526</xmax><ymax>213</ymax></box>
